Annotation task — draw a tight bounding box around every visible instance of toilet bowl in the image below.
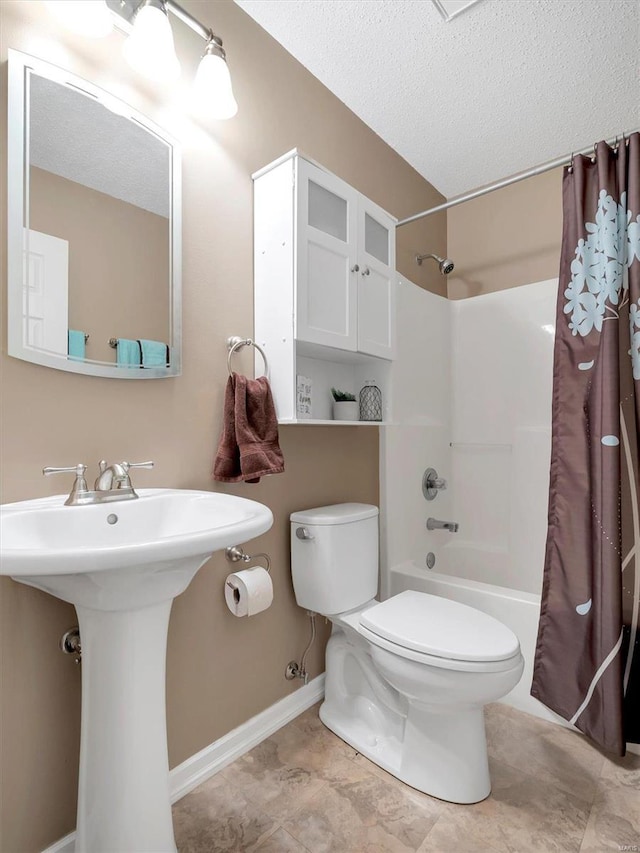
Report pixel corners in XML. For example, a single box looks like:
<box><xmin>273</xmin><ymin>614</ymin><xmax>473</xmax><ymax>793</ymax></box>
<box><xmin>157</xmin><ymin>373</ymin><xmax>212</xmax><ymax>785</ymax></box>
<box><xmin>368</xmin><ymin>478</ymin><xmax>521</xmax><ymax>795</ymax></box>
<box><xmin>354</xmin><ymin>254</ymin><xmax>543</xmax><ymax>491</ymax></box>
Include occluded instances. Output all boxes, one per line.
<box><xmin>290</xmin><ymin>503</ymin><xmax>524</xmax><ymax>804</ymax></box>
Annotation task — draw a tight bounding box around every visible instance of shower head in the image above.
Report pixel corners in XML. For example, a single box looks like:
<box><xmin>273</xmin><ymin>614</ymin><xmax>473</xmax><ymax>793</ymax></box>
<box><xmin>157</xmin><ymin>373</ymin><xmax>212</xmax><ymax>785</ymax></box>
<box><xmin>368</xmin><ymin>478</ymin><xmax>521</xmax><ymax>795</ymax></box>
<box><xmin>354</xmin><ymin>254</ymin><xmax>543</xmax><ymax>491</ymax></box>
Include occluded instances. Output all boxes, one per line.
<box><xmin>416</xmin><ymin>253</ymin><xmax>455</xmax><ymax>275</ymax></box>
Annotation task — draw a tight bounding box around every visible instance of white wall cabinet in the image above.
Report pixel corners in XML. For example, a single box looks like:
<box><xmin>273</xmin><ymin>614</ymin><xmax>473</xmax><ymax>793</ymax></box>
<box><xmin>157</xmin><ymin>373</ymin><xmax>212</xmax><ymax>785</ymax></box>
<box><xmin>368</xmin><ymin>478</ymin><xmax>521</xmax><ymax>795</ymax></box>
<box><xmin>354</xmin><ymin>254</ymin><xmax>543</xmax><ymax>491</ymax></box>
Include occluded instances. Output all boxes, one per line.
<box><xmin>254</xmin><ymin>150</ymin><xmax>396</xmax><ymax>424</ymax></box>
<box><xmin>356</xmin><ymin>194</ymin><xmax>397</xmax><ymax>359</ymax></box>
<box><xmin>295</xmin><ymin>157</ymin><xmax>395</xmax><ymax>358</ymax></box>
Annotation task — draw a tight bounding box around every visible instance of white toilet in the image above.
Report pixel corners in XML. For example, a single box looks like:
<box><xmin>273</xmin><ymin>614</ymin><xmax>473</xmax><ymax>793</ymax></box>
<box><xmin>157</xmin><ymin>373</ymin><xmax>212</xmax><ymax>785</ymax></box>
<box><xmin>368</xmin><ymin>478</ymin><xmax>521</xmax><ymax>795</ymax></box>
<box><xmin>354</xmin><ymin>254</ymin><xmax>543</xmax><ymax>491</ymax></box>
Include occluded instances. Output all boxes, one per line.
<box><xmin>290</xmin><ymin>502</ymin><xmax>524</xmax><ymax>804</ymax></box>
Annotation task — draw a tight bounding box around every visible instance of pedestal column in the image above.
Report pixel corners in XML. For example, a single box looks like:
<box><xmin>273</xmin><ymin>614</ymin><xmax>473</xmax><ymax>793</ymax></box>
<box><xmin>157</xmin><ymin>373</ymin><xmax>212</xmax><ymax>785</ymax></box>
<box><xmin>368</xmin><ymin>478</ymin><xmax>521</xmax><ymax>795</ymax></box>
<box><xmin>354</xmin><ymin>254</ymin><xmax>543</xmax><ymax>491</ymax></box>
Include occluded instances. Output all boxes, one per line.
<box><xmin>75</xmin><ymin>600</ymin><xmax>176</xmax><ymax>853</ymax></box>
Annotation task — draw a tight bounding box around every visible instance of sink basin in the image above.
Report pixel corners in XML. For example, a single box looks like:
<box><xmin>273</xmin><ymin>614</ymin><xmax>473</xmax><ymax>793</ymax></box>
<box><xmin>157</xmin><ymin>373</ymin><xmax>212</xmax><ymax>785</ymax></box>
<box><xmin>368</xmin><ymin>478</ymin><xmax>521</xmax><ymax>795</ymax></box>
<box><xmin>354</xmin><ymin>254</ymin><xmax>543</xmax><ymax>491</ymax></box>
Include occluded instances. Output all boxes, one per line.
<box><xmin>1</xmin><ymin>488</ymin><xmax>273</xmax><ymax>610</ymax></box>
<box><xmin>1</xmin><ymin>488</ymin><xmax>271</xmax><ymax>574</ymax></box>
<box><xmin>0</xmin><ymin>488</ymin><xmax>273</xmax><ymax>853</ymax></box>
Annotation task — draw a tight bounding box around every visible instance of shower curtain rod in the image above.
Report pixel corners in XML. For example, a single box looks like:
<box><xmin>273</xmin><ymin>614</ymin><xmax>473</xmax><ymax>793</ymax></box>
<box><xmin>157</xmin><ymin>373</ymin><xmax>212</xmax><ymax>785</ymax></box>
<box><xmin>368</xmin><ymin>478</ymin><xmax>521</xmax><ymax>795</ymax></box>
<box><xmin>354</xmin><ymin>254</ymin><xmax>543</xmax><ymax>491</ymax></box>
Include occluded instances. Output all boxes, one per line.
<box><xmin>396</xmin><ymin>127</ymin><xmax>640</xmax><ymax>227</ymax></box>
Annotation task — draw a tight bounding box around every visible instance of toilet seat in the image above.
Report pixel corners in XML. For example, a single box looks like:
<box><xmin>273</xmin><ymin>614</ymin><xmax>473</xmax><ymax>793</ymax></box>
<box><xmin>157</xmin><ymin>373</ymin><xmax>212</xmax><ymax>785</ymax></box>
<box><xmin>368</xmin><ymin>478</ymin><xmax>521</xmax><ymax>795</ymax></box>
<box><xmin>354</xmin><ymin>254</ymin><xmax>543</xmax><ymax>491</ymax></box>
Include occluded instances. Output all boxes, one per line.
<box><xmin>358</xmin><ymin>623</ymin><xmax>522</xmax><ymax>673</ymax></box>
<box><xmin>351</xmin><ymin>591</ymin><xmax>521</xmax><ymax>673</ymax></box>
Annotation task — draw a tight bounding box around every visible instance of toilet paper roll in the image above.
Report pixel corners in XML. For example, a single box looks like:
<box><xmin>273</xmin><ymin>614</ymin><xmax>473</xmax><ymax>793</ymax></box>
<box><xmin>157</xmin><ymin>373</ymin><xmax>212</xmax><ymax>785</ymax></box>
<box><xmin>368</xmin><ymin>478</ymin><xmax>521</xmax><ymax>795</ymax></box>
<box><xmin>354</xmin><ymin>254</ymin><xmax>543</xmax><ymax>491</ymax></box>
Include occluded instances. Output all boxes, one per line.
<box><xmin>224</xmin><ymin>567</ymin><xmax>273</xmax><ymax>617</ymax></box>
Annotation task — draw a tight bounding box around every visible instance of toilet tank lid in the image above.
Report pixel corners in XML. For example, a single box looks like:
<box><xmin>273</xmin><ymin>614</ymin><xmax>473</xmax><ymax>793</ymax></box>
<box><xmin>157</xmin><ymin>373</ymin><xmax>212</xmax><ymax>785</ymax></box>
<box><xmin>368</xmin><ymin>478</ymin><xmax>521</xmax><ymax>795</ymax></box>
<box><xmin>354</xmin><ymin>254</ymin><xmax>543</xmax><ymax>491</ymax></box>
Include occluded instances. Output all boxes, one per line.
<box><xmin>290</xmin><ymin>503</ymin><xmax>378</xmax><ymax>525</ymax></box>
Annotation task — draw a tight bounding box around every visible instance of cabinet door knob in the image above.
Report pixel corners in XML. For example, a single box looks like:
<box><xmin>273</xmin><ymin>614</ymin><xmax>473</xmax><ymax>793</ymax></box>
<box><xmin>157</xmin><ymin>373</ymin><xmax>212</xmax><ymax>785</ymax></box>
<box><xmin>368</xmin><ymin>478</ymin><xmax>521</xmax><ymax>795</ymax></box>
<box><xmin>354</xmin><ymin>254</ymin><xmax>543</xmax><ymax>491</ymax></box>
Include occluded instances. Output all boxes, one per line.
<box><xmin>361</xmin><ymin>266</ymin><xmax>371</xmax><ymax>276</ymax></box>
<box><xmin>351</xmin><ymin>264</ymin><xmax>360</xmax><ymax>273</ymax></box>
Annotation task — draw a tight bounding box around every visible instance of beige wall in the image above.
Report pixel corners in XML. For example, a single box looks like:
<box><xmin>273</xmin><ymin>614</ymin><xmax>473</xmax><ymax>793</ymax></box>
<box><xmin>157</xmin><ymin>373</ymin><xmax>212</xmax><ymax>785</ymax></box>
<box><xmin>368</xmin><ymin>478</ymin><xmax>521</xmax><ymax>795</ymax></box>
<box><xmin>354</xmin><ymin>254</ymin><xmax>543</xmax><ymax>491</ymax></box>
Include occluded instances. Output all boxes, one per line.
<box><xmin>0</xmin><ymin>2</ymin><xmax>446</xmax><ymax>850</ymax></box>
<box><xmin>30</xmin><ymin>167</ymin><xmax>170</xmax><ymax>363</ymax></box>
<box><xmin>446</xmin><ymin>167</ymin><xmax>563</xmax><ymax>299</ymax></box>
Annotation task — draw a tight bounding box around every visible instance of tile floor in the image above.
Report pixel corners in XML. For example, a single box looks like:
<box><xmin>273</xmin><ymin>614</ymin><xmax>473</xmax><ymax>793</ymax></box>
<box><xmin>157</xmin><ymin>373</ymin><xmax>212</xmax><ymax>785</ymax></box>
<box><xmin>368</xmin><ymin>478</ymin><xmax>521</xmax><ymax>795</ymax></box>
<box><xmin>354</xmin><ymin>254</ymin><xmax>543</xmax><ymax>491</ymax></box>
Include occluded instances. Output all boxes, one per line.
<box><xmin>173</xmin><ymin>702</ymin><xmax>640</xmax><ymax>853</ymax></box>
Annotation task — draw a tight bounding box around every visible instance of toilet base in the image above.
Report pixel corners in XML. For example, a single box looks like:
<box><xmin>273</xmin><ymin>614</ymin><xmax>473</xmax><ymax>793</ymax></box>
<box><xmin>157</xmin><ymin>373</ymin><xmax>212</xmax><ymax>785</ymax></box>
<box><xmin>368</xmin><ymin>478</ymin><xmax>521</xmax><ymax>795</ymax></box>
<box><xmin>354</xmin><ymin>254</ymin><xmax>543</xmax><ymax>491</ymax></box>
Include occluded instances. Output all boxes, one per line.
<box><xmin>319</xmin><ymin>625</ymin><xmax>504</xmax><ymax>804</ymax></box>
<box><xmin>400</xmin><ymin>703</ymin><xmax>490</xmax><ymax>803</ymax></box>
<box><xmin>320</xmin><ymin>699</ymin><xmax>491</xmax><ymax>804</ymax></box>
<box><xmin>320</xmin><ymin>699</ymin><xmax>403</xmax><ymax>778</ymax></box>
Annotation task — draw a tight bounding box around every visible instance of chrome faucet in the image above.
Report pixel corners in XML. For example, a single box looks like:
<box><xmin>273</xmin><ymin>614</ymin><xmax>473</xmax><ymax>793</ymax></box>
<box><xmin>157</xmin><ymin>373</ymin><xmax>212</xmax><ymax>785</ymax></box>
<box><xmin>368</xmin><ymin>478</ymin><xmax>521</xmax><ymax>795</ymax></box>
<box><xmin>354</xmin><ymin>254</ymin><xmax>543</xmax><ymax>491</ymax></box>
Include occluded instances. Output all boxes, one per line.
<box><xmin>426</xmin><ymin>517</ymin><xmax>460</xmax><ymax>533</ymax></box>
<box><xmin>94</xmin><ymin>460</ymin><xmax>155</xmax><ymax>492</ymax></box>
<box><xmin>95</xmin><ymin>461</ymin><xmax>130</xmax><ymax>491</ymax></box>
<box><xmin>43</xmin><ymin>460</ymin><xmax>154</xmax><ymax>506</ymax></box>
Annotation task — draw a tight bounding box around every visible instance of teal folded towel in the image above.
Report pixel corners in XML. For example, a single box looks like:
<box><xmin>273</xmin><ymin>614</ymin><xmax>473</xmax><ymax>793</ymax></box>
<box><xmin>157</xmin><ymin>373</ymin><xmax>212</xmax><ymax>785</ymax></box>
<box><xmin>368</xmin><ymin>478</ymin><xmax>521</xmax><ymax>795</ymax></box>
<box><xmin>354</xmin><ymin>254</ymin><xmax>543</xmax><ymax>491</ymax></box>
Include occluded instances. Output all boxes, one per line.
<box><xmin>116</xmin><ymin>338</ymin><xmax>141</xmax><ymax>367</ymax></box>
<box><xmin>138</xmin><ymin>339</ymin><xmax>169</xmax><ymax>368</ymax></box>
<box><xmin>68</xmin><ymin>329</ymin><xmax>86</xmax><ymax>360</ymax></box>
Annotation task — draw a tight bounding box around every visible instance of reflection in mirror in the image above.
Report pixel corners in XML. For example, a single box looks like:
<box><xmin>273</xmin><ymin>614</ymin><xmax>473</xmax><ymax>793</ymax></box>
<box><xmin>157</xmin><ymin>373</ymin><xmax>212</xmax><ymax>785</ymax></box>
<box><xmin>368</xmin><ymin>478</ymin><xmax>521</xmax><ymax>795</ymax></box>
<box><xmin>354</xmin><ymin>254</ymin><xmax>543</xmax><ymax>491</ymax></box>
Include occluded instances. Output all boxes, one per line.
<box><xmin>7</xmin><ymin>50</ymin><xmax>181</xmax><ymax>378</ymax></box>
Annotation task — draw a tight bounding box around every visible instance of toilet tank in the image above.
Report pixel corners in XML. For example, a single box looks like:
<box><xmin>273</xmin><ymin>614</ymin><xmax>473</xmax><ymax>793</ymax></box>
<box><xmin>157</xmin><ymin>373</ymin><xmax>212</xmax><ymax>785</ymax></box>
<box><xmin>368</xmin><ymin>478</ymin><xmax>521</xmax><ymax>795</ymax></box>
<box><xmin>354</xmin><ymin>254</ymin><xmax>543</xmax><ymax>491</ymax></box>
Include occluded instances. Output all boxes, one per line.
<box><xmin>290</xmin><ymin>503</ymin><xmax>379</xmax><ymax>615</ymax></box>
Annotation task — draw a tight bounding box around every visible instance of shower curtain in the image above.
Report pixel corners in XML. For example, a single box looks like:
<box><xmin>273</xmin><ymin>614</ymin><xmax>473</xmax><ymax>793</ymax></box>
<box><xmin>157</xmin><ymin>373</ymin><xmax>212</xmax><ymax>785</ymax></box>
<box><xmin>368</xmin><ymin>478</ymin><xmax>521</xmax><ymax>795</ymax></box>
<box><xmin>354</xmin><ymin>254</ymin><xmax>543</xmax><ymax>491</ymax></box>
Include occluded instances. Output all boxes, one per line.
<box><xmin>532</xmin><ymin>133</ymin><xmax>640</xmax><ymax>755</ymax></box>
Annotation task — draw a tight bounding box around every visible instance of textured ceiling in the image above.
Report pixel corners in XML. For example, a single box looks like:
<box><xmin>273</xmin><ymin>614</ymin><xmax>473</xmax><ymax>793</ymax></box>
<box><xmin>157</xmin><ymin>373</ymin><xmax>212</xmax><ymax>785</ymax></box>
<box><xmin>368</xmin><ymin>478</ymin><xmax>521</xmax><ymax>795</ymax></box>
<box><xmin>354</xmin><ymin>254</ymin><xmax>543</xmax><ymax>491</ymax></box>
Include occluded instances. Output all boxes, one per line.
<box><xmin>235</xmin><ymin>0</ymin><xmax>640</xmax><ymax>198</ymax></box>
<box><xmin>29</xmin><ymin>75</ymin><xmax>170</xmax><ymax>218</ymax></box>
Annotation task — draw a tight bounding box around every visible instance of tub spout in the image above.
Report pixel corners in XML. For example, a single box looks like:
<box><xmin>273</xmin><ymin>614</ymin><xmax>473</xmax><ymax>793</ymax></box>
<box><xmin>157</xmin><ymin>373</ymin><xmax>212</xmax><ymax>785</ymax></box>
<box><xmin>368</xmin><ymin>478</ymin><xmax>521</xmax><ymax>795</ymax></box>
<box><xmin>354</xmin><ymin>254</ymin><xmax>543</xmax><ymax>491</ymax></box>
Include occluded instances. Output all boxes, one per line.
<box><xmin>426</xmin><ymin>518</ymin><xmax>460</xmax><ymax>533</ymax></box>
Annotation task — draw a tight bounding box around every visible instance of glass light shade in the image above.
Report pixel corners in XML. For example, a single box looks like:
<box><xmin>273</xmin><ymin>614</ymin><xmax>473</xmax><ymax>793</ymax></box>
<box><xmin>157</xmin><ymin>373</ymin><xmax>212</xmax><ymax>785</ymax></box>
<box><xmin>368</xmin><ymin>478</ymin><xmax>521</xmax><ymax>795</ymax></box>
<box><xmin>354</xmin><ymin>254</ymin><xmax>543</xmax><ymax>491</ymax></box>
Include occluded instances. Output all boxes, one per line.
<box><xmin>193</xmin><ymin>51</ymin><xmax>238</xmax><ymax>120</ymax></box>
<box><xmin>123</xmin><ymin>3</ymin><xmax>180</xmax><ymax>84</ymax></box>
<box><xmin>46</xmin><ymin>0</ymin><xmax>113</xmax><ymax>38</ymax></box>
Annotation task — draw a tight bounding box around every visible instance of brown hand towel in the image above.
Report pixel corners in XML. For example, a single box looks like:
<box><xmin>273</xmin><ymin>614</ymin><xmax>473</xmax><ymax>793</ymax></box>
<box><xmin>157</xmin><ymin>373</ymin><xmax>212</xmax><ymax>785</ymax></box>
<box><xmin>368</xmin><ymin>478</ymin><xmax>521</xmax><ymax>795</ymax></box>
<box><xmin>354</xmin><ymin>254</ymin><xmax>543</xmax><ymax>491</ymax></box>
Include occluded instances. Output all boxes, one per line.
<box><xmin>213</xmin><ymin>373</ymin><xmax>285</xmax><ymax>483</ymax></box>
<box><xmin>212</xmin><ymin>373</ymin><xmax>242</xmax><ymax>481</ymax></box>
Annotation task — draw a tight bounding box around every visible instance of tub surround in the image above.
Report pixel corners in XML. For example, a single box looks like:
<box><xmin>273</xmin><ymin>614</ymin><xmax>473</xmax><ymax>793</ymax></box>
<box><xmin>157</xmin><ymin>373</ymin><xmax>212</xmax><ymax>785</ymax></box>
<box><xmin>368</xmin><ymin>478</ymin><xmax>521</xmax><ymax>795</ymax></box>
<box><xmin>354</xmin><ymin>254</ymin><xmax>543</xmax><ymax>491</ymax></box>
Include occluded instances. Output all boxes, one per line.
<box><xmin>448</xmin><ymin>279</ymin><xmax>556</xmax><ymax>595</ymax></box>
<box><xmin>379</xmin><ymin>276</ymin><xmax>452</xmax><ymax>589</ymax></box>
<box><xmin>382</xmin><ymin>277</ymin><xmax>556</xmax><ymax>593</ymax></box>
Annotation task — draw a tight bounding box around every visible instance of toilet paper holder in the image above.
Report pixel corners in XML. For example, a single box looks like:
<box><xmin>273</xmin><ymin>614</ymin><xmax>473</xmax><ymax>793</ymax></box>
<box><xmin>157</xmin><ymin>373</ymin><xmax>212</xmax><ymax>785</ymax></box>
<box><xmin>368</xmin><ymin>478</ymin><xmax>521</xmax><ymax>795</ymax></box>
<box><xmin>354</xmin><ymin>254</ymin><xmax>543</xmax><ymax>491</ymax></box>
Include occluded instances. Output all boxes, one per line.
<box><xmin>225</xmin><ymin>545</ymin><xmax>271</xmax><ymax>573</ymax></box>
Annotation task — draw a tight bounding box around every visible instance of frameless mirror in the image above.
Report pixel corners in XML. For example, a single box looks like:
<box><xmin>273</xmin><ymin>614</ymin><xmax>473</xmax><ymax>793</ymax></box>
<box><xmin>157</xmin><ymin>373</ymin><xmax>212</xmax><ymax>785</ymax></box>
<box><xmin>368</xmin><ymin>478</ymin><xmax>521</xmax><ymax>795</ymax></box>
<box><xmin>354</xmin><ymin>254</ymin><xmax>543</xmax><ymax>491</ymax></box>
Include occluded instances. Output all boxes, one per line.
<box><xmin>7</xmin><ymin>50</ymin><xmax>182</xmax><ymax>378</ymax></box>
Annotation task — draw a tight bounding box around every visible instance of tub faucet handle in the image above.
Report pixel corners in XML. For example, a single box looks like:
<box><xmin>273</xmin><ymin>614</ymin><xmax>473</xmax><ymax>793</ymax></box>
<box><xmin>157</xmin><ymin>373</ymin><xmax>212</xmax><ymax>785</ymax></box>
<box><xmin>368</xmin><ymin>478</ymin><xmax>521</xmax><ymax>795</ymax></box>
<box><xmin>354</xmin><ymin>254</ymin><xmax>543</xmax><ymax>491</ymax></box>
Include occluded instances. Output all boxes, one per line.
<box><xmin>422</xmin><ymin>468</ymin><xmax>447</xmax><ymax>501</ymax></box>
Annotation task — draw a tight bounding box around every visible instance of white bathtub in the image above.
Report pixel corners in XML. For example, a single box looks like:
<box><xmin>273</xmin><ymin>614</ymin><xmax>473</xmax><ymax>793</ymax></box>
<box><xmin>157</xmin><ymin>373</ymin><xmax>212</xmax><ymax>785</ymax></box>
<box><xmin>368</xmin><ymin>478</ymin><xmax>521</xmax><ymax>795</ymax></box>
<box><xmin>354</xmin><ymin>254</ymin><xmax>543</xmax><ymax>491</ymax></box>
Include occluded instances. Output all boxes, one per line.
<box><xmin>388</xmin><ymin>560</ymin><xmax>567</xmax><ymax>726</ymax></box>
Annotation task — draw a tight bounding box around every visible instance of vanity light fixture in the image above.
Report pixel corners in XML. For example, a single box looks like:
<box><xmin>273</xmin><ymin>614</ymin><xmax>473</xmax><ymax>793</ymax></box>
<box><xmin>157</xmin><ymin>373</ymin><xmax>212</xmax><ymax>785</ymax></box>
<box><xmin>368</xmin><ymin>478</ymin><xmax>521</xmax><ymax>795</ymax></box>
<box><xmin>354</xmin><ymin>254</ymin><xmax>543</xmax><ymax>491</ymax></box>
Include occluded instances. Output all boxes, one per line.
<box><xmin>123</xmin><ymin>0</ymin><xmax>238</xmax><ymax>117</ymax></box>
<box><xmin>47</xmin><ymin>0</ymin><xmax>238</xmax><ymax>119</ymax></box>
<box><xmin>192</xmin><ymin>36</ymin><xmax>238</xmax><ymax>119</ymax></box>
<box><xmin>123</xmin><ymin>0</ymin><xmax>180</xmax><ymax>83</ymax></box>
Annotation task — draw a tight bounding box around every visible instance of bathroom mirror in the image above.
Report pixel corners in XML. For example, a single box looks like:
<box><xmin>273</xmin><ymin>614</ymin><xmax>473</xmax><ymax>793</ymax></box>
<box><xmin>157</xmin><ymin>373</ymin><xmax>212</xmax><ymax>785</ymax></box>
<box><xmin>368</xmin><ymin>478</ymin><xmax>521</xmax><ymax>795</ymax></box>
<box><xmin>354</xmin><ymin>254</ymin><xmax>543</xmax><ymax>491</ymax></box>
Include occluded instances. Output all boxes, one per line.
<box><xmin>7</xmin><ymin>50</ymin><xmax>182</xmax><ymax>378</ymax></box>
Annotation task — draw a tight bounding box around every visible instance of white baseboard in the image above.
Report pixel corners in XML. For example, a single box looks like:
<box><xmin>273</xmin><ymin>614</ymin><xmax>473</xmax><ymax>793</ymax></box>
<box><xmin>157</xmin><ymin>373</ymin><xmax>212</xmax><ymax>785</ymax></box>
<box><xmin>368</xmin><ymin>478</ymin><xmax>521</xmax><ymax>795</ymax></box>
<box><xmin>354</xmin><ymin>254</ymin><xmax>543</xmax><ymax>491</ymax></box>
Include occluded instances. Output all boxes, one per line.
<box><xmin>42</xmin><ymin>675</ymin><xmax>325</xmax><ymax>853</ymax></box>
<box><xmin>170</xmin><ymin>674</ymin><xmax>325</xmax><ymax>802</ymax></box>
<box><xmin>42</xmin><ymin>832</ymin><xmax>76</xmax><ymax>853</ymax></box>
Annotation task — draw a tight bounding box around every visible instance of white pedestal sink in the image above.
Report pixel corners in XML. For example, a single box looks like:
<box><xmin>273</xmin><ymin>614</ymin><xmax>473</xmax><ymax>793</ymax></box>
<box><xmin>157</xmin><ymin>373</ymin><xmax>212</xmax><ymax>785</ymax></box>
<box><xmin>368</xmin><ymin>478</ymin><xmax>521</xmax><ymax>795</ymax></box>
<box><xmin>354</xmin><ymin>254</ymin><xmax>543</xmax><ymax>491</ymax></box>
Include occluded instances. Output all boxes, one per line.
<box><xmin>0</xmin><ymin>489</ymin><xmax>273</xmax><ymax>853</ymax></box>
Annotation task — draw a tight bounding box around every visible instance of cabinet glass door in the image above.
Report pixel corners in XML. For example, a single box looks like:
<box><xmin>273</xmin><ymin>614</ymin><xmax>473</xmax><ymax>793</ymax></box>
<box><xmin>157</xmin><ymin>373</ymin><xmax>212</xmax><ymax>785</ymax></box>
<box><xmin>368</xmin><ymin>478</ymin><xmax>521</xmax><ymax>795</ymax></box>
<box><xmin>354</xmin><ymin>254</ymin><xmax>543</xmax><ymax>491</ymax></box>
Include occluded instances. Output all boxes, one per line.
<box><xmin>357</xmin><ymin>199</ymin><xmax>396</xmax><ymax>359</ymax></box>
<box><xmin>296</xmin><ymin>159</ymin><xmax>358</xmax><ymax>351</ymax></box>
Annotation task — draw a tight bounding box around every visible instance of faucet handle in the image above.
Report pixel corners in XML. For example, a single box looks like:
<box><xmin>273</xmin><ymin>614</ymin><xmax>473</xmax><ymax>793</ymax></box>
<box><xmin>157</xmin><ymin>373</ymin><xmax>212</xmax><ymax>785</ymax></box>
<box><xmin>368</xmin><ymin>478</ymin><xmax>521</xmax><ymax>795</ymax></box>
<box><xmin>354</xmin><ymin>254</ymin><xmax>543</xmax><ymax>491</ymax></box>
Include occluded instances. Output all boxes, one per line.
<box><xmin>122</xmin><ymin>461</ymin><xmax>154</xmax><ymax>472</ymax></box>
<box><xmin>43</xmin><ymin>463</ymin><xmax>87</xmax><ymax>478</ymax></box>
<box><xmin>43</xmin><ymin>464</ymin><xmax>89</xmax><ymax>506</ymax></box>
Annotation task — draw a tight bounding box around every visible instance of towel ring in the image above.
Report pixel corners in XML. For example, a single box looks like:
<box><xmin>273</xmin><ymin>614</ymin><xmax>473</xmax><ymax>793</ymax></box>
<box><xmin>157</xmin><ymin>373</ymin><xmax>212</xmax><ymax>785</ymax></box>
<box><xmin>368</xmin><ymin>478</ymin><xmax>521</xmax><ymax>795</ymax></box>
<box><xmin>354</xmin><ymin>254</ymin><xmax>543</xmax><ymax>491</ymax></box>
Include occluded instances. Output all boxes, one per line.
<box><xmin>226</xmin><ymin>336</ymin><xmax>269</xmax><ymax>378</ymax></box>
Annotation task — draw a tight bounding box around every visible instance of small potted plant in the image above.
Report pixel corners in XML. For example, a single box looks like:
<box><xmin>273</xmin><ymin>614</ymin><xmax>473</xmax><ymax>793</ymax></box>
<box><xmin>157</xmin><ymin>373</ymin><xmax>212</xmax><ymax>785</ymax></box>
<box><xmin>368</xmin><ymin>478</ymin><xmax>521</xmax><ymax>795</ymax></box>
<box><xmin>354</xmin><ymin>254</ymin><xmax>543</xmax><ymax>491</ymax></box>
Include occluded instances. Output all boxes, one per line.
<box><xmin>331</xmin><ymin>388</ymin><xmax>359</xmax><ymax>421</ymax></box>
